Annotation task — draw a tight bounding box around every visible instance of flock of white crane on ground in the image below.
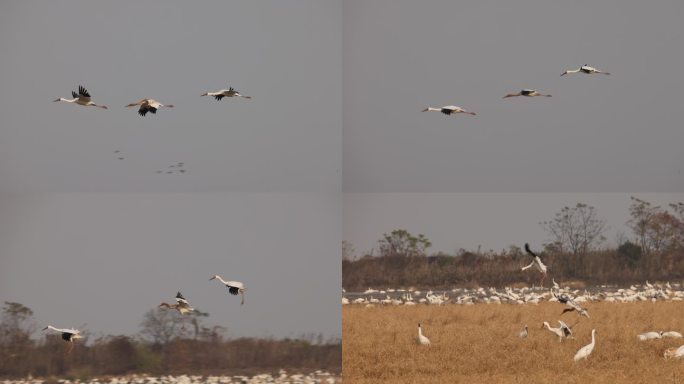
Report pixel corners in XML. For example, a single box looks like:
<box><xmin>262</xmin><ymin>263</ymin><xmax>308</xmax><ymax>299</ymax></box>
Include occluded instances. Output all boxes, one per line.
<box><xmin>42</xmin><ymin>275</ymin><xmax>245</xmax><ymax>354</ymax></box>
<box><xmin>421</xmin><ymin>64</ymin><xmax>609</xmax><ymax>116</ymax></box>
<box><xmin>343</xmin><ymin>242</ymin><xmax>684</xmax><ymax>362</ymax></box>
<box><xmin>1</xmin><ymin>371</ymin><xmax>338</xmax><ymax>384</ymax></box>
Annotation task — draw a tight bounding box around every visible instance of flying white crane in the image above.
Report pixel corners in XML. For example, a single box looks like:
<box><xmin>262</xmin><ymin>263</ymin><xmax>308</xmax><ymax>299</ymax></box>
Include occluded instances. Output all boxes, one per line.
<box><xmin>159</xmin><ymin>292</ymin><xmax>195</xmax><ymax>315</ymax></box>
<box><xmin>418</xmin><ymin>323</ymin><xmax>431</xmax><ymax>345</ymax></box>
<box><xmin>422</xmin><ymin>105</ymin><xmax>476</xmax><ymax>116</ymax></box>
<box><xmin>42</xmin><ymin>325</ymin><xmax>83</xmax><ymax>354</ymax></box>
<box><xmin>573</xmin><ymin>329</ymin><xmax>597</xmax><ymax>362</ymax></box>
<box><xmin>522</xmin><ymin>243</ymin><xmax>548</xmax><ymax>286</ymax></box>
<box><xmin>201</xmin><ymin>87</ymin><xmax>252</xmax><ymax>100</ymax></box>
<box><xmin>552</xmin><ymin>289</ymin><xmax>590</xmax><ymax>318</ymax></box>
<box><xmin>637</xmin><ymin>331</ymin><xmax>663</xmax><ymax>341</ymax></box>
<box><xmin>53</xmin><ymin>85</ymin><xmax>108</xmax><ymax>109</ymax></box>
<box><xmin>503</xmin><ymin>89</ymin><xmax>551</xmax><ymax>98</ymax></box>
<box><xmin>519</xmin><ymin>325</ymin><xmax>528</xmax><ymax>339</ymax></box>
<box><xmin>125</xmin><ymin>99</ymin><xmax>174</xmax><ymax>116</ymax></box>
<box><xmin>210</xmin><ymin>275</ymin><xmax>246</xmax><ymax>305</ymax></box>
<box><xmin>561</xmin><ymin>65</ymin><xmax>610</xmax><ymax>76</ymax></box>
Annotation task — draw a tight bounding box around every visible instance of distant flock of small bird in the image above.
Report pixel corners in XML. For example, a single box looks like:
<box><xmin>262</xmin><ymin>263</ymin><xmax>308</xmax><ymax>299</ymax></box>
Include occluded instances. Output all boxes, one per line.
<box><xmin>344</xmin><ymin>243</ymin><xmax>684</xmax><ymax>362</ymax></box>
<box><xmin>43</xmin><ymin>274</ymin><xmax>245</xmax><ymax>354</ymax></box>
<box><xmin>421</xmin><ymin>64</ymin><xmax>609</xmax><ymax>117</ymax></box>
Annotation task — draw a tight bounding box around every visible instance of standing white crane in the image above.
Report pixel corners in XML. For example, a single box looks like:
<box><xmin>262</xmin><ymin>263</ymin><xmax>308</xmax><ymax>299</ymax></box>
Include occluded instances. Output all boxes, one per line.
<box><xmin>53</xmin><ymin>85</ymin><xmax>108</xmax><ymax>109</ymax></box>
<box><xmin>209</xmin><ymin>275</ymin><xmax>246</xmax><ymax>305</ymax></box>
<box><xmin>561</xmin><ymin>65</ymin><xmax>610</xmax><ymax>76</ymax></box>
<box><xmin>519</xmin><ymin>325</ymin><xmax>529</xmax><ymax>339</ymax></box>
<box><xmin>422</xmin><ymin>105</ymin><xmax>476</xmax><ymax>116</ymax></box>
<box><xmin>201</xmin><ymin>87</ymin><xmax>252</xmax><ymax>100</ymax></box>
<box><xmin>522</xmin><ymin>243</ymin><xmax>548</xmax><ymax>286</ymax></box>
<box><xmin>125</xmin><ymin>99</ymin><xmax>174</xmax><ymax>116</ymax></box>
<box><xmin>417</xmin><ymin>323</ymin><xmax>431</xmax><ymax>345</ymax></box>
<box><xmin>159</xmin><ymin>292</ymin><xmax>195</xmax><ymax>315</ymax></box>
<box><xmin>503</xmin><ymin>89</ymin><xmax>551</xmax><ymax>98</ymax></box>
<box><xmin>42</xmin><ymin>325</ymin><xmax>83</xmax><ymax>354</ymax></box>
<box><xmin>573</xmin><ymin>329</ymin><xmax>597</xmax><ymax>362</ymax></box>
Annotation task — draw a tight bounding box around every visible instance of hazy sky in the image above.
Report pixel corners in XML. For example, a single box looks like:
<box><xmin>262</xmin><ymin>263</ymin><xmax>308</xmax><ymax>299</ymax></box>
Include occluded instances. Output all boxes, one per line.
<box><xmin>0</xmin><ymin>1</ymin><xmax>340</xmax><ymax>193</ymax></box>
<box><xmin>343</xmin><ymin>0</ymin><xmax>684</xmax><ymax>192</ymax></box>
<box><xmin>0</xmin><ymin>193</ymin><xmax>341</xmax><ymax>339</ymax></box>
<box><xmin>344</xmin><ymin>193</ymin><xmax>684</xmax><ymax>256</ymax></box>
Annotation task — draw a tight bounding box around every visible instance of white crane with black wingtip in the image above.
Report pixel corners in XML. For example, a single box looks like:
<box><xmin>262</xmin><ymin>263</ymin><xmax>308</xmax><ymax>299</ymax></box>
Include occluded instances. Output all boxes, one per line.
<box><xmin>201</xmin><ymin>87</ymin><xmax>252</xmax><ymax>100</ymax></box>
<box><xmin>53</xmin><ymin>85</ymin><xmax>108</xmax><ymax>109</ymax></box>
<box><xmin>125</xmin><ymin>99</ymin><xmax>174</xmax><ymax>116</ymax></box>
<box><xmin>561</xmin><ymin>65</ymin><xmax>610</xmax><ymax>76</ymax></box>
<box><xmin>42</xmin><ymin>325</ymin><xmax>83</xmax><ymax>354</ymax></box>
<box><xmin>210</xmin><ymin>275</ymin><xmax>246</xmax><ymax>305</ymax></box>
<box><xmin>542</xmin><ymin>320</ymin><xmax>572</xmax><ymax>342</ymax></box>
<box><xmin>521</xmin><ymin>243</ymin><xmax>548</xmax><ymax>286</ymax></box>
<box><xmin>422</xmin><ymin>105</ymin><xmax>476</xmax><ymax>116</ymax></box>
<box><xmin>159</xmin><ymin>291</ymin><xmax>195</xmax><ymax>315</ymax></box>
<box><xmin>552</xmin><ymin>289</ymin><xmax>590</xmax><ymax>318</ymax></box>
<box><xmin>503</xmin><ymin>89</ymin><xmax>551</xmax><ymax>98</ymax></box>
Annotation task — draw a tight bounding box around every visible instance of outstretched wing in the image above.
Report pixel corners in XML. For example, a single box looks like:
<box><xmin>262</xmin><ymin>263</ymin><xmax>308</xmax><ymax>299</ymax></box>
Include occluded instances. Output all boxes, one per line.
<box><xmin>175</xmin><ymin>292</ymin><xmax>188</xmax><ymax>304</ymax></box>
<box><xmin>524</xmin><ymin>243</ymin><xmax>538</xmax><ymax>258</ymax></box>
<box><xmin>214</xmin><ymin>94</ymin><xmax>225</xmax><ymax>101</ymax></box>
<box><xmin>78</xmin><ymin>85</ymin><xmax>91</xmax><ymax>99</ymax></box>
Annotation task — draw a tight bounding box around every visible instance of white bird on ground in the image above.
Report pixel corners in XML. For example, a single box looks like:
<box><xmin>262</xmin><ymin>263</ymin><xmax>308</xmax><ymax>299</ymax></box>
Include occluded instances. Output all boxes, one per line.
<box><xmin>561</xmin><ymin>64</ymin><xmax>610</xmax><ymax>76</ymax></box>
<box><xmin>201</xmin><ymin>87</ymin><xmax>252</xmax><ymax>100</ymax></box>
<box><xmin>637</xmin><ymin>331</ymin><xmax>663</xmax><ymax>341</ymax></box>
<box><xmin>662</xmin><ymin>331</ymin><xmax>683</xmax><ymax>339</ymax></box>
<box><xmin>418</xmin><ymin>323</ymin><xmax>431</xmax><ymax>345</ymax></box>
<box><xmin>125</xmin><ymin>98</ymin><xmax>174</xmax><ymax>116</ymax></box>
<box><xmin>159</xmin><ymin>292</ymin><xmax>195</xmax><ymax>315</ymax></box>
<box><xmin>42</xmin><ymin>325</ymin><xmax>83</xmax><ymax>354</ymax></box>
<box><xmin>422</xmin><ymin>105</ymin><xmax>476</xmax><ymax>116</ymax></box>
<box><xmin>522</xmin><ymin>243</ymin><xmax>548</xmax><ymax>286</ymax></box>
<box><xmin>210</xmin><ymin>275</ymin><xmax>246</xmax><ymax>305</ymax></box>
<box><xmin>542</xmin><ymin>321</ymin><xmax>572</xmax><ymax>342</ymax></box>
<box><xmin>503</xmin><ymin>89</ymin><xmax>551</xmax><ymax>98</ymax></box>
<box><xmin>53</xmin><ymin>85</ymin><xmax>108</xmax><ymax>109</ymax></box>
<box><xmin>664</xmin><ymin>345</ymin><xmax>684</xmax><ymax>359</ymax></box>
<box><xmin>519</xmin><ymin>325</ymin><xmax>528</xmax><ymax>339</ymax></box>
<box><xmin>574</xmin><ymin>329</ymin><xmax>597</xmax><ymax>362</ymax></box>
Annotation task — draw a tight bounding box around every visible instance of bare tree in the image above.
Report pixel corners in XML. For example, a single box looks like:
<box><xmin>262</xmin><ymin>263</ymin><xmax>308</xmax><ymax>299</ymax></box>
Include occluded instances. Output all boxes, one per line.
<box><xmin>541</xmin><ymin>203</ymin><xmax>607</xmax><ymax>256</ymax></box>
<box><xmin>377</xmin><ymin>229</ymin><xmax>432</xmax><ymax>257</ymax></box>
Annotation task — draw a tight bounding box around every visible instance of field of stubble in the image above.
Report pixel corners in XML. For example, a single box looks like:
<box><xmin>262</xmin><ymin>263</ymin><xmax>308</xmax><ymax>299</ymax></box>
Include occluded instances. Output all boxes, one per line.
<box><xmin>343</xmin><ymin>302</ymin><xmax>684</xmax><ymax>383</ymax></box>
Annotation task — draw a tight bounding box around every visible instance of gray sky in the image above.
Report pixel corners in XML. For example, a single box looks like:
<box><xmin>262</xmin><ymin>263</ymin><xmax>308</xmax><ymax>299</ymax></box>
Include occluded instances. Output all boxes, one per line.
<box><xmin>343</xmin><ymin>0</ymin><xmax>684</xmax><ymax>192</ymax></box>
<box><xmin>0</xmin><ymin>193</ymin><xmax>341</xmax><ymax>339</ymax></box>
<box><xmin>344</xmin><ymin>193</ymin><xmax>684</xmax><ymax>256</ymax></box>
<box><xmin>0</xmin><ymin>1</ymin><xmax>340</xmax><ymax>193</ymax></box>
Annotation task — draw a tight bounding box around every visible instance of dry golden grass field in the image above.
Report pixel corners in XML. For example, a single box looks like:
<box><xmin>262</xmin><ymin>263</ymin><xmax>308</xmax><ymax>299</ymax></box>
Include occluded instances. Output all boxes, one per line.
<box><xmin>343</xmin><ymin>302</ymin><xmax>684</xmax><ymax>384</ymax></box>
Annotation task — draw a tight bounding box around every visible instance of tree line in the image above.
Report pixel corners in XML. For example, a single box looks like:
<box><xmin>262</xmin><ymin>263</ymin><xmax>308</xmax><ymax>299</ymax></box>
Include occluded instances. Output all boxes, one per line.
<box><xmin>343</xmin><ymin>197</ymin><xmax>684</xmax><ymax>290</ymax></box>
<box><xmin>0</xmin><ymin>303</ymin><xmax>340</xmax><ymax>378</ymax></box>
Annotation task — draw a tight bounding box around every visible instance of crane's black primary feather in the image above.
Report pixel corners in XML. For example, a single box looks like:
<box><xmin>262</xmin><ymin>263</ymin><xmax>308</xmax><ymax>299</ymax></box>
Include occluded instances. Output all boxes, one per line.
<box><xmin>214</xmin><ymin>94</ymin><xmax>225</xmax><ymax>101</ymax></box>
<box><xmin>78</xmin><ymin>86</ymin><xmax>90</xmax><ymax>98</ymax></box>
<box><xmin>61</xmin><ymin>332</ymin><xmax>73</xmax><ymax>341</ymax></box>
<box><xmin>524</xmin><ymin>243</ymin><xmax>538</xmax><ymax>258</ymax></box>
<box><xmin>228</xmin><ymin>286</ymin><xmax>240</xmax><ymax>295</ymax></box>
<box><xmin>440</xmin><ymin>108</ymin><xmax>453</xmax><ymax>115</ymax></box>
<box><xmin>72</xmin><ymin>91</ymin><xmax>78</xmax><ymax>98</ymax></box>
<box><xmin>176</xmin><ymin>292</ymin><xmax>186</xmax><ymax>300</ymax></box>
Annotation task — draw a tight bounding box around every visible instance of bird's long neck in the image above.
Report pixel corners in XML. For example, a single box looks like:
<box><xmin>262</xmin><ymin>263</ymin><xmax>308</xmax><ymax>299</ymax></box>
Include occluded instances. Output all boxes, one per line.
<box><xmin>425</xmin><ymin>107</ymin><xmax>441</xmax><ymax>112</ymax></box>
<box><xmin>215</xmin><ymin>275</ymin><xmax>229</xmax><ymax>285</ymax></box>
<box><xmin>418</xmin><ymin>326</ymin><xmax>423</xmax><ymax>337</ymax></box>
<box><xmin>591</xmin><ymin>330</ymin><xmax>595</xmax><ymax>344</ymax></box>
<box><xmin>61</xmin><ymin>98</ymin><xmax>77</xmax><ymax>103</ymax></box>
